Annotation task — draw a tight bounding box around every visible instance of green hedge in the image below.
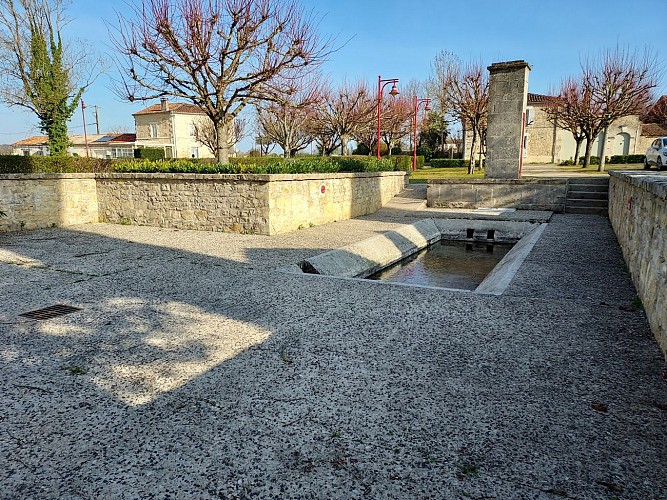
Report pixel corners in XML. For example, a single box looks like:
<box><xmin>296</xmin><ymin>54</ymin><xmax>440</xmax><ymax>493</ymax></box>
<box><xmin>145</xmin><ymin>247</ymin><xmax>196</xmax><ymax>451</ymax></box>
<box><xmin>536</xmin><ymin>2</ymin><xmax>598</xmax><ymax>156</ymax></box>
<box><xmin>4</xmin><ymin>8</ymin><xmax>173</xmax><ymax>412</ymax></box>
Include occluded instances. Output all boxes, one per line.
<box><xmin>429</xmin><ymin>158</ymin><xmax>469</xmax><ymax>168</ymax></box>
<box><xmin>608</xmin><ymin>154</ymin><xmax>645</xmax><ymax>164</ymax></box>
<box><xmin>0</xmin><ymin>155</ymin><xmax>114</xmax><ymax>173</ymax></box>
<box><xmin>134</xmin><ymin>148</ymin><xmax>165</xmax><ymax>160</ymax></box>
<box><xmin>112</xmin><ymin>156</ymin><xmax>399</xmax><ymax>174</ymax></box>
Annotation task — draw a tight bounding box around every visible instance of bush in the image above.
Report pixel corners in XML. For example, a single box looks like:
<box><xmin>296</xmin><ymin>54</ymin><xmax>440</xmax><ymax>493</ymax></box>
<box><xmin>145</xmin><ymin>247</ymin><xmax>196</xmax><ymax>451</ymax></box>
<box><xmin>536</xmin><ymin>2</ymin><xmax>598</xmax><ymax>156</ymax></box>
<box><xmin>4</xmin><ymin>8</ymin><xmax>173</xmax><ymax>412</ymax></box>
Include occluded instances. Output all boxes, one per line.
<box><xmin>577</xmin><ymin>156</ymin><xmax>610</xmax><ymax>165</ymax></box>
<box><xmin>430</xmin><ymin>158</ymin><xmax>469</xmax><ymax>168</ymax></box>
<box><xmin>416</xmin><ymin>145</ymin><xmax>432</xmax><ymax>162</ymax></box>
<box><xmin>0</xmin><ymin>155</ymin><xmax>113</xmax><ymax>173</ymax></box>
<box><xmin>134</xmin><ymin>147</ymin><xmax>165</xmax><ymax>160</ymax></box>
<box><xmin>112</xmin><ymin>156</ymin><xmax>400</xmax><ymax>175</ymax></box>
<box><xmin>352</xmin><ymin>143</ymin><xmax>371</xmax><ymax>156</ymax></box>
<box><xmin>608</xmin><ymin>154</ymin><xmax>645</xmax><ymax>164</ymax></box>
<box><xmin>559</xmin><ymin>159</ymin><xmax>576</xmax><ymax>166</ymax></box>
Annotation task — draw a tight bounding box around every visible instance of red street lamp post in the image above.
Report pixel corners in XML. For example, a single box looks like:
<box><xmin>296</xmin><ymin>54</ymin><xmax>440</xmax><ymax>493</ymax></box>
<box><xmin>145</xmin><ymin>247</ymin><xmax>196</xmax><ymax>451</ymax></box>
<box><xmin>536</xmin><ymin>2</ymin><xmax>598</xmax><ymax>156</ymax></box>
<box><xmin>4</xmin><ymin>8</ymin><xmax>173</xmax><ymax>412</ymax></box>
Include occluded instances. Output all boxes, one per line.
<box><xmin>413</xmin><ymin>97</ymin><xmax>431</xmax><ymax>171</ymax></box>
<box><xmin>377</xmin><ymin>75</ymin><xmax>399</xmax><ymax>159</ymax></box>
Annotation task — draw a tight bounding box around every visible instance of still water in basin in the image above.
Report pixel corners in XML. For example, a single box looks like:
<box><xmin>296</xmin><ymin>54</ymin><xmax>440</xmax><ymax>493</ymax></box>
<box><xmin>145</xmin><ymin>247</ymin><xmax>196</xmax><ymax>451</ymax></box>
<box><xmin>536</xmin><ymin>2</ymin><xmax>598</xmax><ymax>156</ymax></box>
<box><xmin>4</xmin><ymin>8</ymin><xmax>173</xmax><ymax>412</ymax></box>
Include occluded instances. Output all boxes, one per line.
<box><xmin>366</xmin><ymin>240</ymin><xmax>514</xmax><ymax>290</ymax></box>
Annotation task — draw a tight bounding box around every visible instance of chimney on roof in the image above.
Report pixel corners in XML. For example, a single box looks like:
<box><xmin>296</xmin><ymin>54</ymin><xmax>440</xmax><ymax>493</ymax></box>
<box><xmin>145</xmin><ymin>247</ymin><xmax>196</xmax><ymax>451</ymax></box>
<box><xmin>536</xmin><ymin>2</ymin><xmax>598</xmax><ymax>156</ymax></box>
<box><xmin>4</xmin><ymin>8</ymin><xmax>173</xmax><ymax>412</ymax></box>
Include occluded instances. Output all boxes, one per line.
<box><xmin>160</xmin><ymin>98</ymin><xmax>169</xmax><ymax>112</ymax></box>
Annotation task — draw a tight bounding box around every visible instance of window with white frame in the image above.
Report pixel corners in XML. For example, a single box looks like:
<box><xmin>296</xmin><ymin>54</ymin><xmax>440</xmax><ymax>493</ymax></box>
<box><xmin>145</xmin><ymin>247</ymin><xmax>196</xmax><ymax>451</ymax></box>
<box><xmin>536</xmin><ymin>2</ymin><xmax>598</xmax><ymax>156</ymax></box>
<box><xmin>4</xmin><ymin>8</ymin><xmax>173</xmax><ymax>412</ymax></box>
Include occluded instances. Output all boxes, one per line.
<box><xmin>149</xmin><ymin>122</ymin><xmax>158</xmax><ymax>138</ymax></box>
<box><xmin>189</xmin><ymin>123</ymin><xmax>196</xmax><ymax>137</ymax></box>
<box><xmin>112</xmin><ymin>147</ymin><xmax>134</xmax><ymax>158</ymax></box>
<box><xmin>190</xmin><ymin>147</ymin><xmax>199</xmax><ymax>158</ymax></box>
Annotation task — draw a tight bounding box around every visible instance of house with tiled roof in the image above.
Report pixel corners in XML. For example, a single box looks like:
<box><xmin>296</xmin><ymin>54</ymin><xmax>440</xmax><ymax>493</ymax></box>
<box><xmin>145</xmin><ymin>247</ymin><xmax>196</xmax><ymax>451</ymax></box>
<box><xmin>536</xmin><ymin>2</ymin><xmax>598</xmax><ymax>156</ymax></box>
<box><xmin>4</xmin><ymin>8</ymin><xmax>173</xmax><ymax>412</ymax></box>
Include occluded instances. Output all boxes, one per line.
<box><xmin>133</xmin><ymin>98</ymin><xmax>218</xmax><ymax>159</ymax></box>
<box><xmin>522</xmin><ymin>93</ymin><xmax>667</xmax><ymax>163</ymax></box>
<box><xmin>12</xmin><ymin>134</ymin><xmax>136</xmax><ymax>158</ymax></box>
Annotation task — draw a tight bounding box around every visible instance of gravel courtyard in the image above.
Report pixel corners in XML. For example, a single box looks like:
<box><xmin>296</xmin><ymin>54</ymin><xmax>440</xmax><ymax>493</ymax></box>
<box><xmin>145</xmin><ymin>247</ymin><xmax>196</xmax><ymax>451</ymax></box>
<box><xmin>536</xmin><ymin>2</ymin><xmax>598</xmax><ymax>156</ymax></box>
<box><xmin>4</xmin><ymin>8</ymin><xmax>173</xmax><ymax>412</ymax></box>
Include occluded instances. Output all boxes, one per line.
<box><xmin>1</xmin><ymin>209</ymin><xmax>666</xmax><ymax>499</ymax></box>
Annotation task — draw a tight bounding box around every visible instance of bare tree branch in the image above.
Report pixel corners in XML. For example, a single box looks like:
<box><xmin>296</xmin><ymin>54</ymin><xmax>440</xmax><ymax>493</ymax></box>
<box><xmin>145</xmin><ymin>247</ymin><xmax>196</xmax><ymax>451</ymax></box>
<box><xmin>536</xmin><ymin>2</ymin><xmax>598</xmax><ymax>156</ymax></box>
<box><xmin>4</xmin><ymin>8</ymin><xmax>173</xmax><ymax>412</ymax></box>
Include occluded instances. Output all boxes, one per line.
<box><xmin>110</xmin><ymin>0</ymin><xmax>336</xmax><ymax>163</ymax></box>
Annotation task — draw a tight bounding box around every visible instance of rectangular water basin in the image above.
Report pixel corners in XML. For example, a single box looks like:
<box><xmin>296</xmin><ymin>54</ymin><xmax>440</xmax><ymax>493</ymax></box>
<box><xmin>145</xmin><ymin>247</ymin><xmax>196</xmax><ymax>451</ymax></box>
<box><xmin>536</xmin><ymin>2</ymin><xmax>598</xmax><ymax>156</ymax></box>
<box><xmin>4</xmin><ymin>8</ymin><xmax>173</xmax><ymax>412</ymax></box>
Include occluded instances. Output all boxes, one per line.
<box><xmin>366</xmin><ymin>240</ymin><xmax>514</xmax><ymax>290</ymax></box>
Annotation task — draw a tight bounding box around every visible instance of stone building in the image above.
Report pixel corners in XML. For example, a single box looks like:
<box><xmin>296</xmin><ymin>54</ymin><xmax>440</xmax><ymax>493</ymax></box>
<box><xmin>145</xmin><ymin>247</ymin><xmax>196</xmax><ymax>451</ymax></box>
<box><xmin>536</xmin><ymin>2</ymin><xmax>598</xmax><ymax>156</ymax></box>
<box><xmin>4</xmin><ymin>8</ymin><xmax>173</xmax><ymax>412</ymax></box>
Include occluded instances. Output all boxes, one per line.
<box><xmin>133</xmin><ymin>99</ymin><xmax>217</xmax><ymax>159</ymax></box>
<box><xmin>462</xmin><ymin>93</ymin><xmax>667</xmax><ymax>164</ymax></box>
<box><xmin>523</xmin><ymin>93</ymin><xmax>666</xmax><ymax>164</ymax></box>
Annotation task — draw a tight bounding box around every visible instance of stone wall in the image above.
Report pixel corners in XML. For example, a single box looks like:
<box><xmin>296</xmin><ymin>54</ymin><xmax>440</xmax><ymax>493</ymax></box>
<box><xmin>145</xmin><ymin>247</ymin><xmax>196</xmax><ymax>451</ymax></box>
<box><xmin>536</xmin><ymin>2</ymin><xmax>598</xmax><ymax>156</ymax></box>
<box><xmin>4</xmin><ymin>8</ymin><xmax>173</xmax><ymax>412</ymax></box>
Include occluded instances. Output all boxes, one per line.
<box><xmin>267</xmin><ymin>172</ymin><xmax>407</xmax><ymax>234</ymax></box>
<box><xmin>97</xmin><ymin>171</ymin><xmax>406</xmax><ymax>235</ymax></box>
<box><xmin>427</xmin><ymin>178</ymin><xmax>567</xmax><ymax>212</ymax></box>
<box><xmin>609</xmin><ymin>171</ymin><xmax>667</xmax><ymax>358</ymax></box>
<box><xmin>0</xmin><ymin>174</ymin><xmax>98</xmax><ymax>231</ymax></box>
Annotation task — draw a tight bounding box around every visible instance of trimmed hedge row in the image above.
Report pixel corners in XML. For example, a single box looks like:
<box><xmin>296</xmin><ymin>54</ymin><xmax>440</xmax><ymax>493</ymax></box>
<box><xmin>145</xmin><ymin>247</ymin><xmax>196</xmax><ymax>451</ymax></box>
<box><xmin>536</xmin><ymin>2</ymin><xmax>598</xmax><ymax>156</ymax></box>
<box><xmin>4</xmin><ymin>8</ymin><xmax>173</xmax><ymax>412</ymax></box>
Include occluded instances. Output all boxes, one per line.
<box><xmin>429</xmin><ymin>159</ymin><xmax>469</xmax><ymax>168</ymax></box>
<box><xmin>608</xmin><ymin>154</ymin><xmax>645</xmax><ymax>164</ymax></box>
<box><xmin>0</xmin><ymin>155</ymin><xmax>412</xmax><ymax>175</ymax></box>
<box><xmin>0</xmin><ymin>155</ymin><xmax>114</xmax><ymax>173</ymax></box>
<box><xmin>134</xmin><ymin>148</ymin><xmax>165</xmax><ymax>160</ymax></box>
<box><xmin>113</xmin><ymin>156</ymin><xmax>400</xmax><ymax>174</ymax></box>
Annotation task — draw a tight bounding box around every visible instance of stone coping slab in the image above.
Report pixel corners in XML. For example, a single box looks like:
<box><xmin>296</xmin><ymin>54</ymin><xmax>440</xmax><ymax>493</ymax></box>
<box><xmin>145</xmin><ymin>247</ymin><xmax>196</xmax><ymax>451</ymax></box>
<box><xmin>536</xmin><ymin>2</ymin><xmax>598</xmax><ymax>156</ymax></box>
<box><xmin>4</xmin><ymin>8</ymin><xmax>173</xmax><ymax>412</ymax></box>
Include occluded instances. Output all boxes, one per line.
<box><xmin>427</xmin><ymin>177</ymin><xmax>567</xmax><ymax>185</ymax></box>
<box><xmin>1</xmin><ymin>171</ymin><xmax>406</xmax><ymax>182</ymax></box>
<box><xmin>0</xmin><ymin>173</ymin><xmax>97</xmax><ymax>180</ymax></box>
<box><xmin>99</xmin><ymin>171</ymin><xmax>406</xmax><ymax>182</ymax></box>
<box><xmin>609</xmin><ymin>170</ymin><xmax>667</xmax><ymax>200</ymax></box>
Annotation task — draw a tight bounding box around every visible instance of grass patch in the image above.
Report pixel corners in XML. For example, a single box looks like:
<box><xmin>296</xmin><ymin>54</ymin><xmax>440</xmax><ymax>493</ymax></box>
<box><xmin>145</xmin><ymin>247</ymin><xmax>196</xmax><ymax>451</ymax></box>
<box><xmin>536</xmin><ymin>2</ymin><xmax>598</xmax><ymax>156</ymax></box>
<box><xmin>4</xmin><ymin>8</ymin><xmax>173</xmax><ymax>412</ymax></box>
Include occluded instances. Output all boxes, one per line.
<box><xmin>409</xmin><ymin>167</ymin><xmax>485</xmax><ymax>183</ymax></box>
<box><xmin>545</xmin><ymin>163</ymin><xmax>646</xmax><ymax>175</ymax></box>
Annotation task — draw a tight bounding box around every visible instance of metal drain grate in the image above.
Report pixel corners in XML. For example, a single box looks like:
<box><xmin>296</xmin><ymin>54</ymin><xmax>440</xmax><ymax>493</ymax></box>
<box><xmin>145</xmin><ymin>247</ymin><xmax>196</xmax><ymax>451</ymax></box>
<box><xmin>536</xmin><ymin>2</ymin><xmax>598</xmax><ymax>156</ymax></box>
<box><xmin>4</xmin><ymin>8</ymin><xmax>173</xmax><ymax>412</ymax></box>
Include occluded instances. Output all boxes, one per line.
<box><xmin>19</xmin><ymin>304</ymin><xmax>82</xmax><ymax>320</ymax></box>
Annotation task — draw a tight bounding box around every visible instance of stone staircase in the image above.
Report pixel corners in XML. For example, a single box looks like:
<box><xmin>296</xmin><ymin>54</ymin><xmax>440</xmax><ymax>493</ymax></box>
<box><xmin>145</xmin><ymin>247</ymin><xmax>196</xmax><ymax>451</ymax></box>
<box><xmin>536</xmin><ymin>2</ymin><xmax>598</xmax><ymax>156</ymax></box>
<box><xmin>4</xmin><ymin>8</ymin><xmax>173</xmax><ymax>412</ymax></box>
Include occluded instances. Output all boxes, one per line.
<box><xmin>565</xmin><ymin>177</ymin><xmax>609</xmax><ymax>216</ymax></box>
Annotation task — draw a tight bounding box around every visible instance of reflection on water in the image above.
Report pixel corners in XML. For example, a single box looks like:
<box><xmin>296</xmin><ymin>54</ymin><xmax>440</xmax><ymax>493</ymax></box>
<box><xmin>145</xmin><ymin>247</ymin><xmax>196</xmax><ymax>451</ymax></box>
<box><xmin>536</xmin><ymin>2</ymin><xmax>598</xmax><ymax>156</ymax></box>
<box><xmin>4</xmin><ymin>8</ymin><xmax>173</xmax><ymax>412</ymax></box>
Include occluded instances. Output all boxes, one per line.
<box><xmin>366</xmin><ymin>240</ymin><xmax>514</xmax><ymax>290</ymax></box>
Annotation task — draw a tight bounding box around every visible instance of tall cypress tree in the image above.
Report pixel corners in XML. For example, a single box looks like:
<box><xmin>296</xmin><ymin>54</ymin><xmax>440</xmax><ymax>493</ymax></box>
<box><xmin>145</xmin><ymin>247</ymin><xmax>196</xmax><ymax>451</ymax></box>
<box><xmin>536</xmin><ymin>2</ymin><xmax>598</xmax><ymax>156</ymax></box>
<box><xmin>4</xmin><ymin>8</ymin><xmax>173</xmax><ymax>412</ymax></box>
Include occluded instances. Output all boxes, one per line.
<box><xmin>27</xmin><ymin>17</ymin><xmax>83</xmax><ymax>156</ymax></box>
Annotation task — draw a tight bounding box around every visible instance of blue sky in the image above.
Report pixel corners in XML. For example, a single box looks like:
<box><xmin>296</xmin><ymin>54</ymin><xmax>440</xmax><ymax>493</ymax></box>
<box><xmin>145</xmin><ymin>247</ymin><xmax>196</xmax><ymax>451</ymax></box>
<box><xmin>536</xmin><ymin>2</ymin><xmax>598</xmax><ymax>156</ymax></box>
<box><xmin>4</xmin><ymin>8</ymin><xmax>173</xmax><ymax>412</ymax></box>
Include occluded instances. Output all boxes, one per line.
<box><xmin>1</xmin><ymin>0</ymin><xmax>664</xmax><ymax>151</ymax></box>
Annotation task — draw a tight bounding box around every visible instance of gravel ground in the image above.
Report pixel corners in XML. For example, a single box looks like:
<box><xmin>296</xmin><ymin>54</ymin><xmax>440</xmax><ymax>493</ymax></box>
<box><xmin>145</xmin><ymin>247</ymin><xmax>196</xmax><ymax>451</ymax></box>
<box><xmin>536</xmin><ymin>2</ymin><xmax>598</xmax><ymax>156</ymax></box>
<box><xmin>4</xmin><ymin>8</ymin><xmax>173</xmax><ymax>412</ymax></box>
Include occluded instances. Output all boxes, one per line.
<box><xmin>1</xmin><ymin>208</ymin><xmax>666</xmax><ymax>499</ymax></box>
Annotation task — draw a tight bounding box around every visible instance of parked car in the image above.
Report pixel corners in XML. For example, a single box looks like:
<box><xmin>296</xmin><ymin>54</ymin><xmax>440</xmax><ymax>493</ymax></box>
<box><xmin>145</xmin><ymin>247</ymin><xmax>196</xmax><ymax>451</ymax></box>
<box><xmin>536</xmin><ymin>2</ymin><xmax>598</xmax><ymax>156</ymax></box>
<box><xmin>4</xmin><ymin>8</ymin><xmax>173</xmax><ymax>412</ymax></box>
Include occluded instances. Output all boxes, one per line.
<box><xmin>644</xmin><ymin>137</ymin><xmax>667</xmax><ymax>170</ymax></box>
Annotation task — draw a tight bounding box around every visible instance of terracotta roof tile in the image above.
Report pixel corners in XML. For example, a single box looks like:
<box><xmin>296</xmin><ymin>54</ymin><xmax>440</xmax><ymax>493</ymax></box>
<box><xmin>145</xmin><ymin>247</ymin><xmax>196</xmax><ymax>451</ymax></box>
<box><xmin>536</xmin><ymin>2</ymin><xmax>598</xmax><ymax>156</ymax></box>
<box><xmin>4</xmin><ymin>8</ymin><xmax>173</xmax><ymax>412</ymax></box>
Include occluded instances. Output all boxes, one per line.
<box><xmin>527</xmin><ymin>93</ymin><xmax>561</xmax><ymax>106</ymax></box>
<box><xmin>12</xmin><ymin>135</ymin><xmax>48</xmax><ymax>146</ymax></box>
<box><xmin>641</xmin><ymin>122</ymin><xmax>667</xmax><ymax>137</ymax></box>
<box><xmin>109</xmin><ymin>133</ymin><xmax>136</xmax><ymax>143</ymax></box>
<box><xmin>134</xmin><ymin>102</ymin><xmax>206</xmax><ymax>115</ymax></box>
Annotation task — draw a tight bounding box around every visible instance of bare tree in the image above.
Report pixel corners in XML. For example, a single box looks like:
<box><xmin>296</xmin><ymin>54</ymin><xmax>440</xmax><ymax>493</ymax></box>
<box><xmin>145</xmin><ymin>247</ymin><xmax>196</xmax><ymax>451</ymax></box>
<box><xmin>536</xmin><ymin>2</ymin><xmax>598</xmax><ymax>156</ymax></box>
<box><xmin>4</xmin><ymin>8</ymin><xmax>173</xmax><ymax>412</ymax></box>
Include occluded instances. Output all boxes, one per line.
<box><xmin>0</xmin><ymin>0</ymin><xmax>97</xmax><ymax>155</ymax></box>
<box><xmin>380</xmin><ymin>96</ymin><xmax>412</xmax><ymax>155</ymax></box>
<box><xmin>431</xmin><ymin>55</ymin><xmax>488</xmax><ymax>175</ymax></box>
<box><xmin>309</xmin><ymin>80</ymin><xmax>374</xmax><ymax>156</ymax></box>
<box><xmin>428</xmin><ymin>51</ymin><xmax>458</xmax><ymax>117</ymax></box>
<box><xmin>194</xmin><ymin>116</ymin><xmax>247</xmax><ymax>156</ymax></box>
<box><xmin>545</xmin><ymin>78</ymin><xmax>587</xmax><ymax>164</ymax></box>
<box><xmin>255</xmin><ymin>76</ymin><xmax>319</xmax><ymax>157</ymax></box>
<box><xmin>111</xmin><ymin>0</ymin><xmax>334</xmax><ymax>164</ymax></box>
<box><xmin>580</xmin><ymin>47</ymin><xmax>658</xmax><ymax>171</ymax></box>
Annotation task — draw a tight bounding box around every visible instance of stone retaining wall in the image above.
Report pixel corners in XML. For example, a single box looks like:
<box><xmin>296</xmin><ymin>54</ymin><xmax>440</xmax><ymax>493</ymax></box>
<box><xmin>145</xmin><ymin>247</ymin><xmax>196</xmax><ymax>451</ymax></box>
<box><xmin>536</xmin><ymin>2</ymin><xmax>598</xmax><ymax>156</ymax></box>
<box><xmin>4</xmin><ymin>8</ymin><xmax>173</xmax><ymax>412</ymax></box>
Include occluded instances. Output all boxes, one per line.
<box><xmin>1</xmin><ymin>171</ymin><xmax>406</xmax><ymax>235</ymax></box>
<box><xmin>609</xmin><ymin>171</ymin><xmax>667</xmax><ymax>358</ymax></box>
<box><xmin>0</xmin><ymin>174</ymin><xmax>98</xmax><ymax>231</ymax></box>
<box><xmin>427</xmin><ymin>178</ymin><xmax>567</xmax><ymax>212</ymax></box>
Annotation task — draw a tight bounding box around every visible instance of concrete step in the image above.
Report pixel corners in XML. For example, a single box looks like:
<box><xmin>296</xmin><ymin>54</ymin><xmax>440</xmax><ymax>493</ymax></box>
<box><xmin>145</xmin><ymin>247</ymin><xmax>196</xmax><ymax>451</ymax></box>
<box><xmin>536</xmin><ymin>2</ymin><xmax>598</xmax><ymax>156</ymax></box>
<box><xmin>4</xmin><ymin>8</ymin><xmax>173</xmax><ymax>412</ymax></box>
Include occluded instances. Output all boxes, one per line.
<box><xmin>564</xmin><ymin>206</ymin><xmax>608</xmax><ymax>216</ymax></box>
<box><xmin>567</xmin><ymin>183</ymin><xmax>609</xmax><ymax>193</ymax></box>
<box><xmin>566</xmin><ymin>198</ymin><xmax>609</xmax><ymax>208</ymax></box>
<box><xmin>567</xmin><ymin>177</ymin><xmax>609</xmax><ymax>185</ymax></box>
<box><xmin>566</xmin><ymin>191</ymin><xmax>609</xmax><ymax>200</ymax></box>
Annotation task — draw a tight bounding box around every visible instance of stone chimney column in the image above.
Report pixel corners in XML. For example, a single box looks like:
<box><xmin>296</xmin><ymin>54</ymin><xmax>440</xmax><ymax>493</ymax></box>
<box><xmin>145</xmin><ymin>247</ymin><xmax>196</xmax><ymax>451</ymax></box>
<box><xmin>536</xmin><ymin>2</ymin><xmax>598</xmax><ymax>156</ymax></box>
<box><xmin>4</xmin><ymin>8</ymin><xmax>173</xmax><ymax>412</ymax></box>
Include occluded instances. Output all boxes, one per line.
<box><xmin>485</xmin><ymin>60</ymin><xmax>531</xmax><ymax>179</ymax></box>
<box><xmin>160</xmin><ymin>98</ymin><xmax>169</xmax><ymax>112</ymax></box>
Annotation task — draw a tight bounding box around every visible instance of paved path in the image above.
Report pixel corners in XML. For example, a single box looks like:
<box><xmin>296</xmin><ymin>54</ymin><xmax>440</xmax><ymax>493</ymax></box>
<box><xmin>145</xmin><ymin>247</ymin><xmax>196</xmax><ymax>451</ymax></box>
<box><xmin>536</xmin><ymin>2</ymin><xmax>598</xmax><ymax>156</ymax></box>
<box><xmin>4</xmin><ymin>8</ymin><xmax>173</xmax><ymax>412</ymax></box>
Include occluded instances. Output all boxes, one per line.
<box><xmin>1</xmin><ymin>208</ymin><xmax>666</xmax><ymax>498</ymax></box>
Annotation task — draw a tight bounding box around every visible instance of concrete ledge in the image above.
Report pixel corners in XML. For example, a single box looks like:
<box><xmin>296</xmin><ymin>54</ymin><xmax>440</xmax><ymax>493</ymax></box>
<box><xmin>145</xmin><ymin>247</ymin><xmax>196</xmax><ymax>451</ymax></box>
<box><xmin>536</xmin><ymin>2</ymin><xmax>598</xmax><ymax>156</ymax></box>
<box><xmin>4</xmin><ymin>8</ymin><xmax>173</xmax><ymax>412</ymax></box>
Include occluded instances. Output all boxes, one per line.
<box><xmin>475</xmin><ymin>224</ymin><xmax>547</xmax><ymax>295</ymax></box>
<box><xmin>301</xmin><ymin>219</ymin><xmax>441</xmax><ymax>278</ymax></box>
<box><xmin>299</xmin><ymin>218</ymin><xmax>543</xmax><ymax>292</ymax></box>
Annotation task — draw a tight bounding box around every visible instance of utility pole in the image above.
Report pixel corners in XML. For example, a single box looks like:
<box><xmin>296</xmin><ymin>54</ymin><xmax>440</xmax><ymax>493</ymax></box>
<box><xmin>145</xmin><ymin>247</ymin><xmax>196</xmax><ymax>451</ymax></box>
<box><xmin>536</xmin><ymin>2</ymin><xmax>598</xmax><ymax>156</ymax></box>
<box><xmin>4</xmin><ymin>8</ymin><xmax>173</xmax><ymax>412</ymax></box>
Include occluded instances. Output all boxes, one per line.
<box><xmin>93</xmin><ymin>106</ymin><xmax>100</xmax><ymax>134</ymax></box>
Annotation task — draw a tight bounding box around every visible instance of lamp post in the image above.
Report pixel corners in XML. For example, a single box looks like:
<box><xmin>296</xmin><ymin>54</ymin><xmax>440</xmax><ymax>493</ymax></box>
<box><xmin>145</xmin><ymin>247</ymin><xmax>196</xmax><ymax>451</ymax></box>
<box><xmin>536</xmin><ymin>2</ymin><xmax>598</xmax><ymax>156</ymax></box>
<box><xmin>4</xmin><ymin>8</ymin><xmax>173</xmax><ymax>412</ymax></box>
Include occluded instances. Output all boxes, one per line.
<box><xmin>413</xmin><ymin>97</ymin><xmax>431</xmax><ymax>171</ymax></box>
<box><xmin>377</xmin><ymin>75</ymin><xmax>399</xmax><ymax>159</ymax></box>
<box><xmin>81</xmin><ymin>100</ymin><xmax>90</xmax><ymax>158</ymax></box>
